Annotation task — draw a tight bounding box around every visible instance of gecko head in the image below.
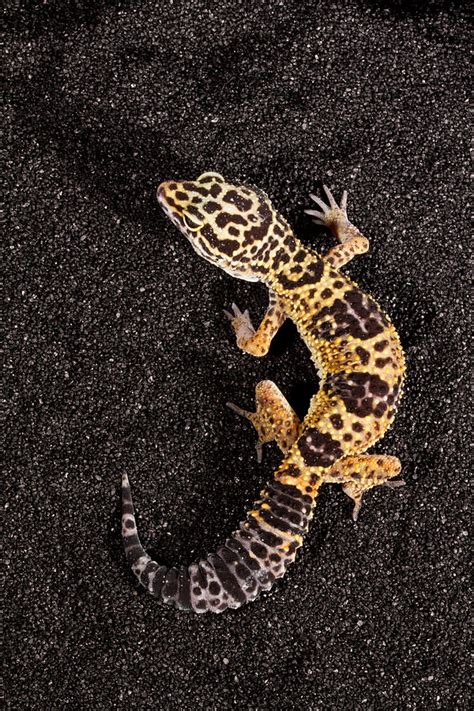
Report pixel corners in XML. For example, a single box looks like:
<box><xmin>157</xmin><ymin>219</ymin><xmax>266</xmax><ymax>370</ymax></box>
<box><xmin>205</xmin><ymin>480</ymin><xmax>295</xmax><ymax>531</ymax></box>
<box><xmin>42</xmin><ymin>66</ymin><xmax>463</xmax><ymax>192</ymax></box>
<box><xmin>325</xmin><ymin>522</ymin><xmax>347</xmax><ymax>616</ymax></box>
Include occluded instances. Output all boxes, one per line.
<box><xmin>157</xmin><ymin>172</ymin><xmax>286</xmax><ymax>282</ymax></box>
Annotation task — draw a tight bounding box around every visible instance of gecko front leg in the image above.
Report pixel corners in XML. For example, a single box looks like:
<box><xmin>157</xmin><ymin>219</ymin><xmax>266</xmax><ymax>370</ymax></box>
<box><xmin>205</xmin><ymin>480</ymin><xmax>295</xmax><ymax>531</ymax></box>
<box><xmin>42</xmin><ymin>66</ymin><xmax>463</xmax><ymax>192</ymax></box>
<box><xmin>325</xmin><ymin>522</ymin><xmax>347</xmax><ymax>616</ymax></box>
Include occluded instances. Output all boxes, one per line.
<box><xmin>224</xmin><ymin>290</ymin><xmax>286</xmax><ymax>357</ymax></box>
<box><xmin>305</xmin><ymin>185</ymin><xmax>369</xmax><ymax>269</ymax></box>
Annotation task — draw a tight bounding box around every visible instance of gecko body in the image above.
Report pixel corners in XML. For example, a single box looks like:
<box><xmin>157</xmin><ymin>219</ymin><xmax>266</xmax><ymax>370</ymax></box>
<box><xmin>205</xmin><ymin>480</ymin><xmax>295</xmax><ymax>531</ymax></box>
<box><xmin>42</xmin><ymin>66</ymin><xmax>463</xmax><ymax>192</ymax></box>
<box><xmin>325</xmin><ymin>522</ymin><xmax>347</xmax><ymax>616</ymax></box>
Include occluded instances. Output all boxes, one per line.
<box><xmin>122</xmin><ymin>172</ymin><xmax>406</xmax><ymax>613</ymax></box>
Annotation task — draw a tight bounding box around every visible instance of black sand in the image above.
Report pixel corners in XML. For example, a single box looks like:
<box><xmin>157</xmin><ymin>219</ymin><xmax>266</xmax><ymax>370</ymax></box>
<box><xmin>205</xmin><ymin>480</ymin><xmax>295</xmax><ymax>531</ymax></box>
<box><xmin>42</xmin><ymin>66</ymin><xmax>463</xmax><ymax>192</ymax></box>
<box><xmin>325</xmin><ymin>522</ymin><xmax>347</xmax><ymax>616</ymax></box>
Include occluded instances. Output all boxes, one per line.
<box><xmin>6</xmin><ymin>1</ymin><xmax>470</xmax><ymax>708</ymax></box>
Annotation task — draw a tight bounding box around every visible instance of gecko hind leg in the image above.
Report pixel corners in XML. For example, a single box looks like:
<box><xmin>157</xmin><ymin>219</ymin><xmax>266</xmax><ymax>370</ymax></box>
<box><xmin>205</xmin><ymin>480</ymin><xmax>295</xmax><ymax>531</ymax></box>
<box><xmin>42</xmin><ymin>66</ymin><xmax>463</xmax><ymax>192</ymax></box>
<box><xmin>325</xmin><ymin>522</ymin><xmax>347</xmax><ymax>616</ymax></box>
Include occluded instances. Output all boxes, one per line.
<box><xmin>224</xmin><ymin>290</ymin><xmax>286</xmax><ymax>357</ymax></box>
<box><xmin>323</xmin><ymin>454</ymin><xmax>404</xmax><ymax>521</ymax></box>
<box><xmin>227</xmin><ymin>380</ymin><xmax>301</xmax><ymax>462</ymax></box>
<box><xmin>305</xmin><ymin>185</ymin><xmax>369</xmax><ymax>269</ymax></box>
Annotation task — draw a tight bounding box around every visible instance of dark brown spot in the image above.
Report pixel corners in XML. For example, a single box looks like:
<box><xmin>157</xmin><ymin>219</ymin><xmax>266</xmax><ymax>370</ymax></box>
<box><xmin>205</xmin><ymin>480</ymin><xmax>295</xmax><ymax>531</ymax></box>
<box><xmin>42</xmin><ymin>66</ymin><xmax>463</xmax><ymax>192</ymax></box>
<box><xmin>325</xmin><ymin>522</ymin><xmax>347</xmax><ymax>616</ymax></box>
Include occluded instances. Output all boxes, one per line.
<box><xmin>356</xmin><ymin>346</ymin><xmax>370</xmax><ymax>365</ymax></box>
<box><xmin>203</xmin><ymin>201</ymin><xmax>220</xmax><ymax>213</ymax></box>
<box><xmin>369</xmin><ymin>375</ymin><xmax>389</xmax><ymax>397</ymax></box>
<box><xmin>183</xmin><ymin>183</ymin><xmax>209</xmax><ymax>196</ymax></box>
<box><xmin>216</xmin><ymin>212</ymin><xmax>248</xmax><ymax>228</ymax></box>
<box><xmin>279</xmin><ymin>463</ymin><xmax>301</xmax><ymax>478</ymax></box>
<box><xmin>330</xmin><ymin>414</ymin><xmax>343</xmax><ymax>430</ymax></box>
<box><xmin>209</xmin><ymin>581</ymin><xmax>220</xmax><ymax>596</ymax></box>
<box><xmin>243</xmin><ymin>218</ymin><xmax>272</xmax><ymax>244</ymax></box>
<box><xmin>272</xmin><ymin>249</ymin><xmax>290</xmax><ymax>269</ymax></box>
<box><xmin>235</xmin><ymin>563</ymin><xmax>250</xmax><ymax>580</ymax></box>
<box><xmin>250</xmin><ymin>541</ymin><xmax>267</xmax><ymax>559</ymax></box>
<box><xmin>223</xmin><ymin>190</ymin><xmax>253</xmax><ymax>212</ymax></box>
<box><xmin>210</xmin><ymin>184</ymin><xmax>222</xmax><ymax>197</ymax></box>
<box><xmin>374</xmin><ymin>402</ymin><xmax>387</xmax><ymax>417</ymax></box>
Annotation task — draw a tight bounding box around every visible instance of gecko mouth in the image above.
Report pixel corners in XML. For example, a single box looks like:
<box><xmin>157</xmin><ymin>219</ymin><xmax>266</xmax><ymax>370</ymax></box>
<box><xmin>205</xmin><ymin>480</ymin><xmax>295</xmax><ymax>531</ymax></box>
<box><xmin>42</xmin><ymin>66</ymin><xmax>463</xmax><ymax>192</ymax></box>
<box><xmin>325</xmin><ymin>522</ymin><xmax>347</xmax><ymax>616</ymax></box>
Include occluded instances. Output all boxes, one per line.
<box><xmin>156</xmin><ymin>183</ymin><xmax>180</xmax><ymax>227</ymax></box>
<box><xmin>156</xmin><ymin>183</ymin><xmax>169</xmax><ymax>208</ymax></box>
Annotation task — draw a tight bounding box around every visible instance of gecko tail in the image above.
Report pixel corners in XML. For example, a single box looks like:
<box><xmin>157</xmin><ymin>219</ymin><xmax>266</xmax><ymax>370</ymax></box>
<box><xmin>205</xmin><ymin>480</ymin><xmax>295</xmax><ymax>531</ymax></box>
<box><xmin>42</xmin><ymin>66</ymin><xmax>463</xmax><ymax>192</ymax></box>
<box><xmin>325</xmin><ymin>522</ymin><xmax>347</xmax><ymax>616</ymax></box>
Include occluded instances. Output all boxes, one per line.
<box><xmin>121</xmin><ymin>470</ymin><xmax>319</xmax><ymax>614</ymax></box>
<box><xmin>121</xmin><ymin>472</ymin><xmax>193</xmax><ymax>612</ymax></box>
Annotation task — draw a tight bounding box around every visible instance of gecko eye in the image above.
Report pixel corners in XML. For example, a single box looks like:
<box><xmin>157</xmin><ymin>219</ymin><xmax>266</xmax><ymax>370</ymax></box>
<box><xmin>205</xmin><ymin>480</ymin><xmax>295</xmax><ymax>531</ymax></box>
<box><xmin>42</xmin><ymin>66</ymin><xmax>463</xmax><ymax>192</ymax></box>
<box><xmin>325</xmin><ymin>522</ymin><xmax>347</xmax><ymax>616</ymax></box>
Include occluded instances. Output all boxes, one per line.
<box><xmin>183</xmin><ymin>212</ymin><xmax>204</xmax><ymax>231</ymax></box>
<box><xmin>196</xmin><ymin>172</ymin><xmax>225</xmax><ymax>184</ymax></box>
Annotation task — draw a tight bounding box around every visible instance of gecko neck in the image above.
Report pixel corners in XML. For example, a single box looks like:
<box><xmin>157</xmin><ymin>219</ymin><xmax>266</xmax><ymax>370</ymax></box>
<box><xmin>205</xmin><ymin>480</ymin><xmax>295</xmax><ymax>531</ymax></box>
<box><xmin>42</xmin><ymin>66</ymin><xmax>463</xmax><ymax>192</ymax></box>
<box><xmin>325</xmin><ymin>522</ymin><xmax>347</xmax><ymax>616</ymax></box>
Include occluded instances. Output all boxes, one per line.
<box><xmin>260</xmin><ymin>228</ymin><xmax>325</xmax><ymax>296</ymax></box>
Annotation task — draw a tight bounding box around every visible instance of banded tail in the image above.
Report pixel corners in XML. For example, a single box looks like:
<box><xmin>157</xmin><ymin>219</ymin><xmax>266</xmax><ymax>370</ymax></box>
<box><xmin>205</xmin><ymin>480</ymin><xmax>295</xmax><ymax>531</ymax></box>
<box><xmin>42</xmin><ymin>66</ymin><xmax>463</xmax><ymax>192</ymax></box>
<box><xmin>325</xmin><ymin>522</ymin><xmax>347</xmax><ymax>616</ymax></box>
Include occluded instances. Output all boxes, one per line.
<box><xmin>121</xmin><ymin>470</ymin><xmax>319</xmax><ymax>613</ymax></box>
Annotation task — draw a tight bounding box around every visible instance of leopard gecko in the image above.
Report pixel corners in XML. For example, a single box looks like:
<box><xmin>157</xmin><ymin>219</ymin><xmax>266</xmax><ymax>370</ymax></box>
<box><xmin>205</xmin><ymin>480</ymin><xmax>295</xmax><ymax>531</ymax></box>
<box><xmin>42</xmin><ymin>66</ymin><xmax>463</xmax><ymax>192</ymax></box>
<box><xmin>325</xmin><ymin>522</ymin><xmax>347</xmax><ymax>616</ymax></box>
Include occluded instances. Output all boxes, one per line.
<box><xmin>121</xmin><ymin>172</ymin><xmax>406</xmax><ymax>614</ymax></box>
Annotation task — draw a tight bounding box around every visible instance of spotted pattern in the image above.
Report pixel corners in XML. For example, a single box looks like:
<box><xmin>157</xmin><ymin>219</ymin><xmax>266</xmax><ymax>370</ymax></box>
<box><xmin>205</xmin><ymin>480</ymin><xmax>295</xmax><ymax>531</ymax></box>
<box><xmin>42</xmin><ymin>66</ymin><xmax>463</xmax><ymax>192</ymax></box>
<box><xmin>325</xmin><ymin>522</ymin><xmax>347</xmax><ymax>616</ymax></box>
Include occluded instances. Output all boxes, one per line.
<box><xmin>121</xmin><ymin>174</ymin><xmax>406</xmax><ymax>613</ymax></box>
<box><xmin>324</xmin><ymin>371</ymin><xmax>401</xmax><ymax>419</ymax></box>
<box><xmin>298</xmin><ymin>429</ymin><xmax>343</xmax><ymax>467</ymax></box>
<box><xmin>310</xmin><ymin>287</ymin><xmax>389</xmax><ymax>341</ymax></box>
<box><xmin>277</xmin><ymin>260</ymin><xmax>324</xmax><ymax>290</ymax></box>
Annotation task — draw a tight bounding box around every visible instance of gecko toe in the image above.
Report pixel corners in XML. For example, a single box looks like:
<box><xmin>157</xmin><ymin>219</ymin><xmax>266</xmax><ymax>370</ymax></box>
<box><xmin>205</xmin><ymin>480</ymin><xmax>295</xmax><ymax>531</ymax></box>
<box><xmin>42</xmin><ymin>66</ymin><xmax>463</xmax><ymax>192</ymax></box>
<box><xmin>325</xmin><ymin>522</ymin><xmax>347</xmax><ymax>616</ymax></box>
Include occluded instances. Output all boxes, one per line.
<box><xmin>226</xmin><ymin>401</ymin><xmax>250</xmax><ymax>418</ymax></box>
<box><xmin>352</xmin><ymin>499</ymin><xmax>362</xmax><ymax>522</ymax></box>
<box><xmin>309</xmin><ymin>193</ymin><xmax>330</xmax><ymax>212</ymax></box>
<box><xmin>304</xmin><ymin>208</ymin><xmax>326</xmax><ymax>220</ymax></box>
<box><xmin>322</xmin><ymin>184</ymin><xmax>337</xmax><ymax>208</ymax></box>
<box><xmin>385</xmin><ymin>479</ymin><xmax>406</xmax><ymax>489</ymax></box>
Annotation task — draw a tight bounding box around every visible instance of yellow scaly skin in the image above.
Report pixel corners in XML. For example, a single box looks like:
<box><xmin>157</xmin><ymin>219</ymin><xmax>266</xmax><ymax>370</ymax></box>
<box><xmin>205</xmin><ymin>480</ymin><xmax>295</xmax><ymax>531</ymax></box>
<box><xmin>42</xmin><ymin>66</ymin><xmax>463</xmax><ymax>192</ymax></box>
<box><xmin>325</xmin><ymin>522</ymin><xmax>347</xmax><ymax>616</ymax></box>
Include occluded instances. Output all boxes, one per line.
<box><xmin>121</xmin><ymin>172</ymin><xmax>406</xmax><ymax>613</ymax></box>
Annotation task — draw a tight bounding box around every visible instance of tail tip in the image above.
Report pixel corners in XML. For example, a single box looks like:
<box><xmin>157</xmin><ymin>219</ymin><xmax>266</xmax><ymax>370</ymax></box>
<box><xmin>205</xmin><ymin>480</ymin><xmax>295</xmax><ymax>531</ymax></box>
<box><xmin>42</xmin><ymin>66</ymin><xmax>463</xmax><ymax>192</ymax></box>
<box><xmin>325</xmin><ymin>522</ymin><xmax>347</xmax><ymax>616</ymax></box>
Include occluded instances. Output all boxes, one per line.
<box><xmin>121</xmin><ymin>472</ymin><xmax>130</xmax><ymax>488</ymax></box>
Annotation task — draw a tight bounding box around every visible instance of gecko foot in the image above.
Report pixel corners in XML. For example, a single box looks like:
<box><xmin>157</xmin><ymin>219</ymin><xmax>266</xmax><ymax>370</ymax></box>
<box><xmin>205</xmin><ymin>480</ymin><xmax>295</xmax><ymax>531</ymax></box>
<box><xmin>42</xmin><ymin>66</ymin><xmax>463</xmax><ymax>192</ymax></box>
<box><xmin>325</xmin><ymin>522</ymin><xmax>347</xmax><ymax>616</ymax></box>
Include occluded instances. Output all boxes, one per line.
<box><xmin>226</xmin><ymin>400</ymin><xmax>264</xmax><ymax>463</ymax></box>
<box><xmin>348</xmin><ymin>478</ymin><xmax>405</xmax><ymax>521</ymax></box>
<box><xmin>304</xmin><ymin>185</ymin><xmax>349</xmax><ymax>232</ymax></box>
<box><xmin>324</xmin><ymin>454</ymin><xmax>404</xmax><ymax>522</ymax></box>
<box><xmin>224</xmin><ymin>303</ymin><xmax>256</xmax><ymax>347</ymax></box>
